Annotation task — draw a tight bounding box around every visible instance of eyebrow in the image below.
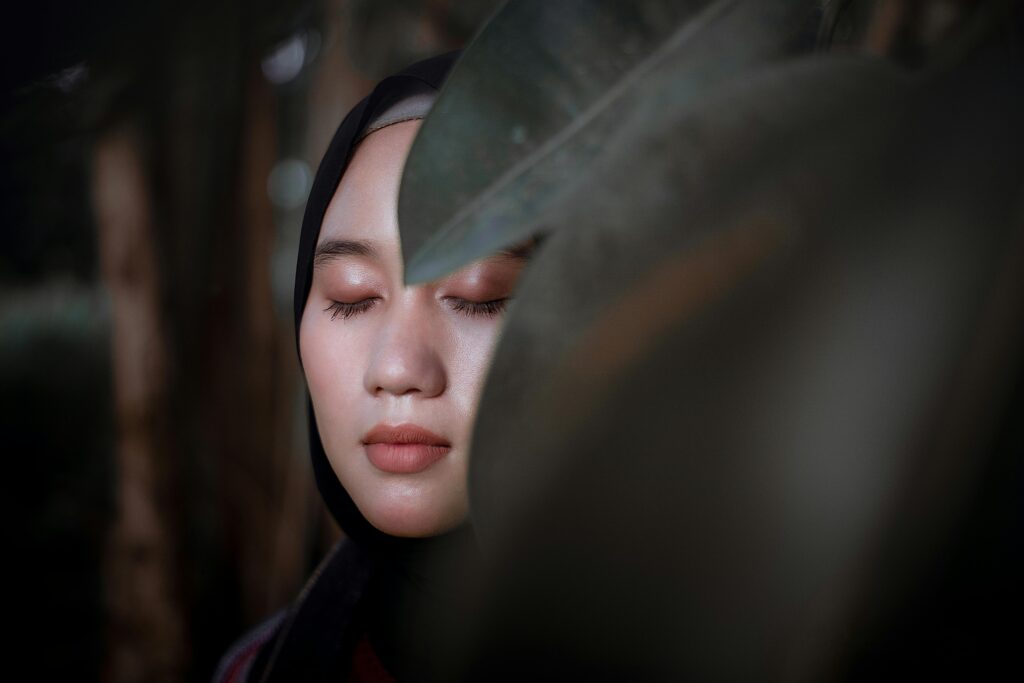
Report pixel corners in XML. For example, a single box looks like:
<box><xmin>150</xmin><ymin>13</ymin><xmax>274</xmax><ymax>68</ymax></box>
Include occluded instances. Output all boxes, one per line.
<box><xmin>312</xmin><ymin>235</ymin><xmax>543</xmax><ymax>271</ymax></box>
<box><xmin>313</xmin><ymin>239</ymin><xmax>378</xmax><ymax>269</ymax></box>
<box><xmin>496</xmin><ymin>235</ymin><xmax>544</xmax><ymax>261</ymax></box>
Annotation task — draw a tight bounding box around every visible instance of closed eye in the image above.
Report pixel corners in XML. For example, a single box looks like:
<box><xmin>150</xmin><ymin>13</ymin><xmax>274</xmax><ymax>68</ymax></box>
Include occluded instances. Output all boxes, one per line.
<box><xmin>324</xmin><ymin>298</ymin><xmax>379</xmax><ymax>320</ymax></box>
<box><xmin>444</xmin><ymin>297</ymin><xmax>509</xmax><ymax>318</ymax></box>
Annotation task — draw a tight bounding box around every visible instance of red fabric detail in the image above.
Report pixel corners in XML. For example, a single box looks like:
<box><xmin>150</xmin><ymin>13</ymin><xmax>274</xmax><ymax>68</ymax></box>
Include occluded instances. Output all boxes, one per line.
<box><xmin>349</xmin><ymin>632</ymin><xmax>397</xmax><ymax>683</ymax></box>
<box><xmin>219</xmin><ymin>638</ymin><xmax>264</xmax><ymax>683</ymax></box>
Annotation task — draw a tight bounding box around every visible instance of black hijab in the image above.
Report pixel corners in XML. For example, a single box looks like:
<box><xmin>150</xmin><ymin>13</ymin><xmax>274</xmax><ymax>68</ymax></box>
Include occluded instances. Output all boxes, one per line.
<box><xmin>289</xmin><ymin>51</ymin><xmax>478</xmax><ymax>681</ymax></box>
<box><xmin>294</xmin><ymin>50</ymin><xmax>458</xmax><ymax>551</ymax></box>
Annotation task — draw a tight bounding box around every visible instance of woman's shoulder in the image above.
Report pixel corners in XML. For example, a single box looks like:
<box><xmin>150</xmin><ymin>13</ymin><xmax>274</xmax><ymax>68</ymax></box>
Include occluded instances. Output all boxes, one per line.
<box><xmin>212</xmin><ymin>538</ymin><xmax>375</xmax><ymax>682</ymax></box>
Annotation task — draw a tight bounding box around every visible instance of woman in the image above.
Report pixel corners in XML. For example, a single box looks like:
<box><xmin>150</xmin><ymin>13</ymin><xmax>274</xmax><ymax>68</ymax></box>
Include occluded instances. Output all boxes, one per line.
<box><xmin>215</xmin><ymin>52</ymin><xmax>529</xmax><ymax>682</ymax></box>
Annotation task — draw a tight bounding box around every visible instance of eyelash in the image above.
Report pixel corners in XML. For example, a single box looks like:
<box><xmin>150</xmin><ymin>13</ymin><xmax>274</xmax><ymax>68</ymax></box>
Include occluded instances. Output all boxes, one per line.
<box><xmin>323</xmin><ymin>297</ymin><xmax>509</xmax><ymax>320</ymax></box>
<box><xmin>324</xmin><ymin>299</ymin><xmax>378</xmax><ymax>320</ymax></box>
<box><xmin>444</xmin><ymin>297</ymin><xmax>509</xmax><ymax>318</ymax></box>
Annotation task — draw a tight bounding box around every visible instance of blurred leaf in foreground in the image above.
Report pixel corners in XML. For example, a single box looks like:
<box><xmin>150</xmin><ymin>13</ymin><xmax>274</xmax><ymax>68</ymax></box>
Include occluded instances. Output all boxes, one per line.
<box><xmin>399</xmin><ymin>0</ymin><xmax>826</xmax><ymax>283</ymax></box>
<box><xmin>398</xmin><ymin>0</ymin><xmax>1024</xmax><ymax>679</ymax></box>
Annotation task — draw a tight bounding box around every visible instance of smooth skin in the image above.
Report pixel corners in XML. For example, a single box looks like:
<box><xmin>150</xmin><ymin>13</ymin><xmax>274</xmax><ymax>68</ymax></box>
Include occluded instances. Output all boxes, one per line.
<box><xmin>300</xmin><ymin>120</ymin><xmax>525</xmax><ymax>537</ymax></box>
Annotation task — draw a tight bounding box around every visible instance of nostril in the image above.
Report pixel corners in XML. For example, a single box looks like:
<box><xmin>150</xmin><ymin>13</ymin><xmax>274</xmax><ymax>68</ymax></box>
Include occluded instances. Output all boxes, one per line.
<box><xmin>366</xmin><ymin>354</ymin><xmax>446</xmax><ymax>398</ymax></box>
<box><xmin>363</xmin><ymin>317</ymin><xmax>448</xmax><ymax>398</ymax></box>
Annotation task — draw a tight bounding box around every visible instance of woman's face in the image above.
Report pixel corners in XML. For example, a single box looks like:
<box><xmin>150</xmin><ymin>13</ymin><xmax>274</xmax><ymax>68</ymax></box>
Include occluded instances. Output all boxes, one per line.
<box><xmin>300</xmin><ymin>120</ymin><xmax>526</xmax><ymax>537</ymax></box>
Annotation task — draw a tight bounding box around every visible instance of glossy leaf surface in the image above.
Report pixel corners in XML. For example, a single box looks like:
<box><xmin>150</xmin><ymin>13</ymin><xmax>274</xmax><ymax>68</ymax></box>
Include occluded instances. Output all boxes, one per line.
<box><xmin>399</xmin><ymin>0</ymin><xmax>824</xmax><ymax>283</ymax></box>
<box><xmin>456</xmin><ymin>38</ymin><xmax>1024</xmax><ymax>681</ymax></box>
<box><xmin>394</xmin><ymin>0</ymin><xmax>1024</xmax><ymax>678</ymax></box>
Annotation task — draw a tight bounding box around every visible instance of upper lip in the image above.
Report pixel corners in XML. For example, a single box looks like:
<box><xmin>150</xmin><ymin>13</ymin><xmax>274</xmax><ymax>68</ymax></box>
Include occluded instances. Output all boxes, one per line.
<box><xmin>362</xmin><ymin>423</ymin><xmax>450</xmax><ymax>446</ymax></box>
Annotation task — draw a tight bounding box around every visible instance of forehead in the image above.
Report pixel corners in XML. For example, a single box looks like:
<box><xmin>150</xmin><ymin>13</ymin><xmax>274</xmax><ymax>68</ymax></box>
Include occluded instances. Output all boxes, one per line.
<box><xmin>317</xmin><ymin>120</ymin><xmax>421</xmax><ymax>247</ymax></box>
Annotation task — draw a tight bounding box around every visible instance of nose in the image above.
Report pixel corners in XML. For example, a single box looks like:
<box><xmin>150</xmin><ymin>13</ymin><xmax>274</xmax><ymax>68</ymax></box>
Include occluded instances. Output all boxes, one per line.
<box><xmin>363</xmin><ymin>294</ymin><xmax>447</xmax><ymax>398</ymax></box>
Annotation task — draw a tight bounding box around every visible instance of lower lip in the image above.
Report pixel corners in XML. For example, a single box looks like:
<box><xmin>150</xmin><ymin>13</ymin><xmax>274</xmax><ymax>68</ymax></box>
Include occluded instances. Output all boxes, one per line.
<box><xmin>364</xmin><ymin>443</ymin><xmax>451</xmax><ymax>474</ymax></box>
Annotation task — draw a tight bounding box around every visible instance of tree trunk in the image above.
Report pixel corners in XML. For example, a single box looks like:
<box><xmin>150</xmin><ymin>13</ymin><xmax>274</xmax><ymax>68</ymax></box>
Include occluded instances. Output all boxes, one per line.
<box><xmin>94</xmin><ymin>121</ymin><xmax>187</xmax><ymax>683</ymax></box>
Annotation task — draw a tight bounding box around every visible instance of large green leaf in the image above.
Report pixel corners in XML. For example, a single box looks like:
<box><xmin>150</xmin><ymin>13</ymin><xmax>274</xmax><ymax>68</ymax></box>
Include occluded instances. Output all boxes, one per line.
<box><xmin>453</xmin><ymin>30</ymin><xmax>1024</xmax><ymax>682</ymax></box>
<box><xmin>398</xmin><ymin>0</ymin><xmax>824</xmax><ymax>283</ymax></box>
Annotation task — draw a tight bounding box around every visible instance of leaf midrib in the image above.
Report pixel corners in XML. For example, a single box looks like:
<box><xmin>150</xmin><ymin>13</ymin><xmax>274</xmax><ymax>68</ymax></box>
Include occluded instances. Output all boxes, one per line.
<box><xmin>409</xmin><ymin>0</ymin><xmax>743</xmax><ymax>273</ymax></box>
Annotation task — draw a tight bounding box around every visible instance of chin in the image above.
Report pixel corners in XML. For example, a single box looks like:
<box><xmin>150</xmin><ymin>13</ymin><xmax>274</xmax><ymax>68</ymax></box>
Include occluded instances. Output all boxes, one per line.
<box><xmin>358</xmin><ymin>489</ymin><xmax>468</xmax><ymax>538</ymax></box>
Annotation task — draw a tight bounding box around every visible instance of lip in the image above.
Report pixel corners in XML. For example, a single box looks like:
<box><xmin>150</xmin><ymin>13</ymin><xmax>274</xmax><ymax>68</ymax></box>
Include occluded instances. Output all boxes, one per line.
<box><xmin>362</xmin><ymin>423</ymin><xmax>452</xmax><ymax>474</ymax></box>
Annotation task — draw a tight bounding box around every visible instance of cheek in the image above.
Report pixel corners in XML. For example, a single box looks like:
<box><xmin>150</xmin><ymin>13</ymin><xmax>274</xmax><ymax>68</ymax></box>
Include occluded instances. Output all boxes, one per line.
<box><xmin>447</xmin><ymin>320</ymin><xmax>504</xmax><ymax>417</ymax></box>
<box><xmin>300</xmin><ymin>313</ymin><xmax>369</xmax><ymax>432</ymax></box>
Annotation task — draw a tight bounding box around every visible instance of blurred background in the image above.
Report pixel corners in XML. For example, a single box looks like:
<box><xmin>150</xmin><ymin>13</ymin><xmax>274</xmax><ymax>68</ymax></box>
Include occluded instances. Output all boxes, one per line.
<box><xmin>2</xmin><ymin>1</ymin><xmax>496</xmax><ymax>681</ymax></box>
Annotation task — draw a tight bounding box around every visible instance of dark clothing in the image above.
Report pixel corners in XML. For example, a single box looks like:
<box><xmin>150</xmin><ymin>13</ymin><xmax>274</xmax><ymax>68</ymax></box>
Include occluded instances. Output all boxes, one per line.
<box><xmin>214</xmin><ymin>530</ymin><xmax>478</xmax><ymax>682</ymax></box>
<box><xmin>213</xmin><ymin>540</ymin><xmax>383</xmax><ymax>682</ymax></box>
<box><xmin>215</xmin><ymin>51</ymin><xmax>476</xmax><ymax>682</ymax></box>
